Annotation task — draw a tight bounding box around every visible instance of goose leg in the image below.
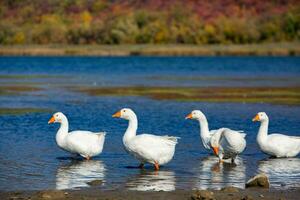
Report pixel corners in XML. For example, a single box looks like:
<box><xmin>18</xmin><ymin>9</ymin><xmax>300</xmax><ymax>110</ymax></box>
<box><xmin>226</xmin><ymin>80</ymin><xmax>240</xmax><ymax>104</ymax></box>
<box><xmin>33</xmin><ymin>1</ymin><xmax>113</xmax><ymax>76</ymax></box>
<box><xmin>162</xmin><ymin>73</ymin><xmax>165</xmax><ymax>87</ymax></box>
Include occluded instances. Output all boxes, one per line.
<box><xmin>154</xmin><ymin>162</ymin><xmax>159</xmax><ymax>171</ymax></box>
<box><xmin>218</xmin><ymin>154</ymin><xmax>224</xmax><ymax>163</ymax></box>
<box><xmin>231</xmin><ymin>155</ymin><xmax>237</xmax><ymax>164</ymax></box>
<box><xmin>138</xmin><ymin>163</ymin><xmax>144</xmax><ymax>169</ymax></box>
<box><xmin>86</xmin><ymin>156</ymin><xmax>91</xmax><ymax>160</ymax></box>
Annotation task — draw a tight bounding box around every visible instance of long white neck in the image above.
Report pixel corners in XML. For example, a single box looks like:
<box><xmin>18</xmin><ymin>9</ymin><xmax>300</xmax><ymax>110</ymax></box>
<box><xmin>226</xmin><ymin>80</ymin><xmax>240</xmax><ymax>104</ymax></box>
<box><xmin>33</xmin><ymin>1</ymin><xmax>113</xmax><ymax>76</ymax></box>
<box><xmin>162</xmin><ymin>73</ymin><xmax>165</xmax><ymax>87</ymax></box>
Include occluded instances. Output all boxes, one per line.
<box><xmin>257</xmin><ymin>119</ymin><xmax>269</xmax><ymax>145</ymax></box>
<box><xmin>198</xmin><ymin>117</ymin><xmax>210</xmax><ymax>140</ymax></box>
<box><xmin>123</xmin><ymin>114</ymin><xmax>138</xmax><ymax>144</ymax></box>
<box><xmin>56</xmin><ymin>117</ymin><xmax>69</xmax><ymax>148</ymax></box>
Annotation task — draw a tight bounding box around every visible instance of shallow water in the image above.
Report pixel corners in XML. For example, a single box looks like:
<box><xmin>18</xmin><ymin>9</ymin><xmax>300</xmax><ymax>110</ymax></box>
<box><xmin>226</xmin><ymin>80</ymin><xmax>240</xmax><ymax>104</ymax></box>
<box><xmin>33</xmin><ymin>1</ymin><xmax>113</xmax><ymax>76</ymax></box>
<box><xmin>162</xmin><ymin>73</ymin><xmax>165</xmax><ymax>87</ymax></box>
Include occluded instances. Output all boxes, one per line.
<box><xmin>0</xmin><ymin>56</ymin><xmax>299</xmax><ymax>191</ymax></box>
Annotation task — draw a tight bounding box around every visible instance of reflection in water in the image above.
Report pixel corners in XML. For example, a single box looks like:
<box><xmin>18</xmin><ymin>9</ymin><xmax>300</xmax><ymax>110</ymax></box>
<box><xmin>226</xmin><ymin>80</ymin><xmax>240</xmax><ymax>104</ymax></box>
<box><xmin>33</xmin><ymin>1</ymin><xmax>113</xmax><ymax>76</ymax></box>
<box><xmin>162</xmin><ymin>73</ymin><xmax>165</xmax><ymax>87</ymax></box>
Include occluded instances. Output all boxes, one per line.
<box><xmin>126</xmin><ymin>170</ymin><xmax>176</xmax><ymax>191</ymax></box>
<box><xmin>258</xmin><ymin>158</ymin><xmax>300</xmax><ymax>189</ymax></box>
<box><xmin>56</xmin><ymin>160</ymin><xmax>106</xmax><ymax>190</ymax></box>
<box><xmin>195</xmin><ymin>156</ymin><xmax>246</xmax><ymax>189</ymax></box>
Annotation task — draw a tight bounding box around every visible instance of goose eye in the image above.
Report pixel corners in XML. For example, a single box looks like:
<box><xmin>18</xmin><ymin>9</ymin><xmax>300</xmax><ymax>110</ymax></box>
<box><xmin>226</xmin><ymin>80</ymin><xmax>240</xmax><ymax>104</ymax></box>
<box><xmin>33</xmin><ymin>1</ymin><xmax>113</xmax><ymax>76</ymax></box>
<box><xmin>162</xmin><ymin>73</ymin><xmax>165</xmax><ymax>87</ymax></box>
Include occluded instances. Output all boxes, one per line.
<box><xmin>123</xmin><ymin>110</ymin><xmax>126</xmax><ymax>112</ymax></box>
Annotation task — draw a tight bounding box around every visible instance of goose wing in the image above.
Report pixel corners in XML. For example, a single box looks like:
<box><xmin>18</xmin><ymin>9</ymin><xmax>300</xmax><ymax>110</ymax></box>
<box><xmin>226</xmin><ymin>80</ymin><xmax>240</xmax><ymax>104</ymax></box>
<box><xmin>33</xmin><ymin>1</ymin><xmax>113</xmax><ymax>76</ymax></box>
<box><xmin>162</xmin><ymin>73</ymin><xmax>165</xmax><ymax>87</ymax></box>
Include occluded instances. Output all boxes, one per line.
<box><xmin>221</xmin><ymin>128</ymin><xmax>247</xmax><ymax>153</ymax></box>
<box><xmin>66</xmin><ymin>131</ymin><xmax>105</xmax><ymax>155</ymax></box>
<box><xmin>128</xmin><ymin>133</ymin><xmax>179</xmax><ymax>161</ymax></box>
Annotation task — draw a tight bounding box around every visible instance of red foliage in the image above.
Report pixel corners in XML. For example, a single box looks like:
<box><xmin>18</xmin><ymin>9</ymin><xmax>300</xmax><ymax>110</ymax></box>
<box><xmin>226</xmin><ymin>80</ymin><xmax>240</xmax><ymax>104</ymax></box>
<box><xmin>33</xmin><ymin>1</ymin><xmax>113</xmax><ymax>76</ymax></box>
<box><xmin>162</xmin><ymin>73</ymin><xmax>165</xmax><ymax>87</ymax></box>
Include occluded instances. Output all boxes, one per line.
<box><xmin>1</xmin><ymin>0</ymin><xmax>298</xmax><ymax>22</ymax></box>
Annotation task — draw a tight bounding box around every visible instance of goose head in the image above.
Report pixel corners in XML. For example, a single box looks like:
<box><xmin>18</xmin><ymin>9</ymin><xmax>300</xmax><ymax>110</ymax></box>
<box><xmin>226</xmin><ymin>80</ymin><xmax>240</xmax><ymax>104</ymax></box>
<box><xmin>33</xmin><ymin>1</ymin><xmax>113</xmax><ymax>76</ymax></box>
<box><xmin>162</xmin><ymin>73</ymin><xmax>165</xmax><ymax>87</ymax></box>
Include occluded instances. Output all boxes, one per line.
<box><xmin>48</xmin><ymin>112</ymin><xmax>67</xmax><ymax>124</ymax></box>
<box><xmin>112</xmin><ymin>108</ymin><xmax>136</xmax><ymax>120</ymax></box>
<box><xmin>252</xmin><ymin>112</ymin><xmax>268</xmax><ymax>122</ymax></box>
<box><xmin>185</xmin><ymin>110</ymin><xmax>206</xmax><ymax>121</ymax></box>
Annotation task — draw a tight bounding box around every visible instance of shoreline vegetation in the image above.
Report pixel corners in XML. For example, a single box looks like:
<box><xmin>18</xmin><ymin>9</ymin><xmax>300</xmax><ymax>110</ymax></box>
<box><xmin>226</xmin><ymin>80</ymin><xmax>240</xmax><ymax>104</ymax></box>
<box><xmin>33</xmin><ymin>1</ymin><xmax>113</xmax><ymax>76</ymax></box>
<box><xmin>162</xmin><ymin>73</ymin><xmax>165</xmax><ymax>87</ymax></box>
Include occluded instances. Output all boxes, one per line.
<box><xmin>0</xmin><ymin>84</ymin><xmax>299</xmax><ymax>107</ymax></box>
<box><xmin>73</xmin><ymin>86</ymin><xmax>300</xmax><ymax>105</ymax></box>
<box><xmin>0</xmin><ymin>85</ymin><xmax>41</xmax><ymax>95</ymax></box>
<box><xmin>0</xmin><ymin>108</ymin><xmax>51</xmax><ymax>115</ymax></box>
<box><xmin>0</xmin><ymin>73</ymin><xmax>299</xmax><ymax>106</ymax></box>
<box><xmin>0</xmin><ymin>43</ymin><xmax>300</xmax><ymax>56</ymax></box>
<box><xmin>1</xmin><ymin>187</ymin><xmax>299</xmax><ymax>200</ymax></box>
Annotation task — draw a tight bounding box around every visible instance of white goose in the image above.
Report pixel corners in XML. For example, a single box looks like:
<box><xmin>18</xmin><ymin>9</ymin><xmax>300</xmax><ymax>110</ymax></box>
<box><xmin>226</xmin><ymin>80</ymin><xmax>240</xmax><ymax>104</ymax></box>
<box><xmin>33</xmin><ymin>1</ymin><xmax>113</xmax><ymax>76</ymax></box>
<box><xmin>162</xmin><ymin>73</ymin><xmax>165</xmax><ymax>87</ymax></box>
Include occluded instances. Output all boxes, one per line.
<box><xmin>185</xmin><ymin>110</ymin><xmax>246</xmax><ymax>162</ymax></box>
<box><xmin>112</xmin><ymin>108</ymin><xmax>179</xmax><ymax>170</ymax></box>
<box><xmin>253</xmin><ymin>112</ymin><xmax>300</xmax><ymax>157</ymax></box>
<box><xmin>48</xmin><ymin>112</ymin><xmax>106</xmax><ymax>160</ymax></box>
<box><xmin>210</xmin><ymin>128</ymin><xmax>246</xmax><ymax>163</ymax></box>
<box><xmin>185</xmin><ymin>110</ymin><xmax>219</xmax><ymax>150</ymax></box>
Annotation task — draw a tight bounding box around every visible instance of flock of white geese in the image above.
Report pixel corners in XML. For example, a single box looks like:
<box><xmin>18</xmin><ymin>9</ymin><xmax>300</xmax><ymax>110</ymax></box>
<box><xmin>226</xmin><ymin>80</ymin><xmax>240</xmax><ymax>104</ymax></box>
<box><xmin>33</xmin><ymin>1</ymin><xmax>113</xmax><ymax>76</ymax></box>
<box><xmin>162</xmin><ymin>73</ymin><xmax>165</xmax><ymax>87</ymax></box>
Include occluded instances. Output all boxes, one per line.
<box><xmin>48</xmin><ymin>108</ymin><xmax>300</xmax><ymax>170</ymax></box>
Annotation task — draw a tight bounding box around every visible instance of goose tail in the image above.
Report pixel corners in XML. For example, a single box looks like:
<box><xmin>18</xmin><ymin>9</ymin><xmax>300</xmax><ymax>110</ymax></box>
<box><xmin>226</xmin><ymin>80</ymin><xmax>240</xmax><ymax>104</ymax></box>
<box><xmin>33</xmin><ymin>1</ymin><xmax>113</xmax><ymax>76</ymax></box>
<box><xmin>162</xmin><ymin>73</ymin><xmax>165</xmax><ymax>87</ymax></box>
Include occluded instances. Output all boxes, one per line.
<box><xmin>163</xmin><ymin>135</ymin><xmax>180</xmax><ymax>145</ymax></box>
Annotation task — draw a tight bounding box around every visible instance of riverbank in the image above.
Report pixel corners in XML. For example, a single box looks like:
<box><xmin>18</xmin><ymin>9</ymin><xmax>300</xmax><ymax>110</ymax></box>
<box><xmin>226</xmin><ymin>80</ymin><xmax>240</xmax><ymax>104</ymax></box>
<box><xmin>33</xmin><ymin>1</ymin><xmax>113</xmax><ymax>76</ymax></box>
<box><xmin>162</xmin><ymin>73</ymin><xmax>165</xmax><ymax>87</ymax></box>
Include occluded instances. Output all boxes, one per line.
<box><xmin>1</xmin><ymin>187</ymin><xmax>299</xmax><ymax>200</ymax></box>
<box><xmin>0</xmin><ymin>43</ymin><xmax>300</xmax><ymax>56</ymax></box>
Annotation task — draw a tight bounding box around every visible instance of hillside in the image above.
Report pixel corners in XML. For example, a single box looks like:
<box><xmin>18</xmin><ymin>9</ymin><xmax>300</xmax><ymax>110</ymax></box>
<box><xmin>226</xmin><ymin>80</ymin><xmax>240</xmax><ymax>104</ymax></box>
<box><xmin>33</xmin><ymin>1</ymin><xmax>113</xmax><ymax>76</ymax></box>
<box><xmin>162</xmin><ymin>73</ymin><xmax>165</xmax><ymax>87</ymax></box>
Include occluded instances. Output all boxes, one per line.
<box><xmin>0</xmin><ymin>0</ymin><xmax>299</xmax><ymax>45</ymax></box>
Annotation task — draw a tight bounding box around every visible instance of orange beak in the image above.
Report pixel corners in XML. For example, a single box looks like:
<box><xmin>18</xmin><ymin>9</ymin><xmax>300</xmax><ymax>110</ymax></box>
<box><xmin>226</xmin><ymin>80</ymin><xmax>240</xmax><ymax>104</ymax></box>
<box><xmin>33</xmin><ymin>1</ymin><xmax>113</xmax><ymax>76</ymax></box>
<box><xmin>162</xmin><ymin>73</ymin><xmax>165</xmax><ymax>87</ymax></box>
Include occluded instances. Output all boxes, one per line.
<box><xmin>252</xmin><ymin>114</ymin><xmax>260</xmax><ymax>122</ymax></box>
<box><xmin>212</xmin><ymin>147</ymin><xmax>219</xmax><ymax>155</ymax></box>
<box><xmin>112</xmin><ymin>111</ymin><xmax>121</xmax><ymax>118</ymax></box>
<box><xmin>185</xmin><ymin>113</ymin><xmax>193</xmax><ymax>119</ymax></box>
<box><xmin>48</xmin><ymin>116</ymin><xmax>55</xmax><ymax>124</ymax></box>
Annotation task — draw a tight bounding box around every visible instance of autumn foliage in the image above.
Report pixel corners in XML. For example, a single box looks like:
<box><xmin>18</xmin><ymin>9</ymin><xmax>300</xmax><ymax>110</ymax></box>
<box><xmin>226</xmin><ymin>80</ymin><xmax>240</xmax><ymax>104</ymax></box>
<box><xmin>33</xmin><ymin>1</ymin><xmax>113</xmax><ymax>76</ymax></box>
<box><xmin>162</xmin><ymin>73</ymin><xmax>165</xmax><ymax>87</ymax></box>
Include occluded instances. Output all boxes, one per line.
<box><xmin>0</xmin><ymin>0</ymin><xmax>299</xmax><ymax>45</ymax></box>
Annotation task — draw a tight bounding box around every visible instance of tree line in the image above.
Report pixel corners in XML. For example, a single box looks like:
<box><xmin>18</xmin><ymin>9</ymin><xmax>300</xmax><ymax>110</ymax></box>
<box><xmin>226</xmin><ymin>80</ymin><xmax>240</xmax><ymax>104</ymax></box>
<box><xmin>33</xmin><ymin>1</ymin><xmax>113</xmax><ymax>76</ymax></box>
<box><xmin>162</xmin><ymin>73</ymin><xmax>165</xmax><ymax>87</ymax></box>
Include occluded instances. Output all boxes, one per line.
<box><xmin>0</xmin><ymin>0</ymin><xmax>299</xmax><ymax>45</ymax></box>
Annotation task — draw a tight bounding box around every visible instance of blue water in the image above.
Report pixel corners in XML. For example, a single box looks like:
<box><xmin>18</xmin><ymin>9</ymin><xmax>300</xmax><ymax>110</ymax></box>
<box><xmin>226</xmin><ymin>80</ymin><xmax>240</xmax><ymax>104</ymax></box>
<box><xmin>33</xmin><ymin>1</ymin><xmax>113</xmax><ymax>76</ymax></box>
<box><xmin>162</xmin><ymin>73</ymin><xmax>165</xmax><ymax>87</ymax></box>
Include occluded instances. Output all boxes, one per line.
<box><xmin>1</xmin><ymin>56</ymin><xmax>300</xmax><ymax>87</ymax></box>
<box><xmin>0</xmin><ymin>56</ymin><xmax>299</xmax><ymax>191</ymax></box>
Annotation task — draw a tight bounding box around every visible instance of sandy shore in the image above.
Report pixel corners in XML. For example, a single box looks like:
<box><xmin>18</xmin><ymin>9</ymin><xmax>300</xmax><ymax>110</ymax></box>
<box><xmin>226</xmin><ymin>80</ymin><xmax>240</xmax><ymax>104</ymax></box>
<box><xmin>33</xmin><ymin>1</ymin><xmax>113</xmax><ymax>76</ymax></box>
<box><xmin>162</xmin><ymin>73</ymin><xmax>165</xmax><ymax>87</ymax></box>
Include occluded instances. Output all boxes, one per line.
<box><xmin>1</xmin><ymin>187</ymin><xmax>299</xmax><ymax>200</ymax></box>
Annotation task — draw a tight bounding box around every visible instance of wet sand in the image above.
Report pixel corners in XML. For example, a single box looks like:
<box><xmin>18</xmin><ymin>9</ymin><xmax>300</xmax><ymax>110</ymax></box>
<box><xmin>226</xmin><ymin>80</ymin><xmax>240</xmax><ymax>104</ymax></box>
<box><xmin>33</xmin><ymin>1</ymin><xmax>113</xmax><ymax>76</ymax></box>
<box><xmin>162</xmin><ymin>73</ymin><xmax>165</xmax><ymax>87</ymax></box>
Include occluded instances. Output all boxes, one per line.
<box><xmin>1</xmin><ymin>187</ymin><xmax>299</xmax><ymax>200</ymax></box>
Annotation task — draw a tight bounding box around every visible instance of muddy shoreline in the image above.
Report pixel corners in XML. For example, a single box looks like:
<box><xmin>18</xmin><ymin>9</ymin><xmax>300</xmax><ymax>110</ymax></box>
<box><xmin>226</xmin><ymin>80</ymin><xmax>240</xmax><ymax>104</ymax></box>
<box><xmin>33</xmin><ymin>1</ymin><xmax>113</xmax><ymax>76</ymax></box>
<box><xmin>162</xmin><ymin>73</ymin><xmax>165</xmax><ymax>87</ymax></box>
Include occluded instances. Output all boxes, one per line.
<box><xmin>1</xmin><ymin>187</ymin><xmax>299</xmax><ymax>200</ymax></box>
